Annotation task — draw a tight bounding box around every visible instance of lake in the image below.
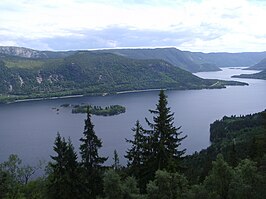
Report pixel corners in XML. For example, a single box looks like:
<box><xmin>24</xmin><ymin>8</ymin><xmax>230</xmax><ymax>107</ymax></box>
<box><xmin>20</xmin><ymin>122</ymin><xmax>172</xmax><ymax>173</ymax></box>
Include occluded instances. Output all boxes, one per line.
<box><xmin>0</xmin><ymin>68</ymin><xmax>265</xmax><ymax>166</ymax></box>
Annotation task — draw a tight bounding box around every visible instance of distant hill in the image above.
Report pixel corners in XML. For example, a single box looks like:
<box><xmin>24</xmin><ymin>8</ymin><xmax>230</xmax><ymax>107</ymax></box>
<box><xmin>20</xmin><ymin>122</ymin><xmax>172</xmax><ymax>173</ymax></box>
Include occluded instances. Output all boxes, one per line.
<box><xmin>247</xmin><ymin>58</ymin><xmax>266</xmax><ymax>70</ymax></box>
<box><xmin>100</xmin><ymin>48</ymin><xmax>221</xmax><ymax>73</ymax></box>
<box><xmin>0</xmin><ymin>46</ymin><xmax>74</xmax><ymax>59</ymax></box>
<box><xmin>1</xmin><ymin>47</ymin><xmax>220</xmax><ymax>73</ymax></box>
<box><xmin>232</xmin><ymin>69</ymin><xmax>266</xmax><ymax>80</ymax></box>
<box><xmin>0</xmin><ymin>51</ymin><xmax>247</xmax><ymax>103</ymax></box>
<box><xmin>1</xmin><ymin>46</ymin><xmax>266</xmax><ymax>72</ymax></box>
<box><xmin>184</xmin><ymin>51</ymin><xmax>266</xmax><ymax>68</ymax></box>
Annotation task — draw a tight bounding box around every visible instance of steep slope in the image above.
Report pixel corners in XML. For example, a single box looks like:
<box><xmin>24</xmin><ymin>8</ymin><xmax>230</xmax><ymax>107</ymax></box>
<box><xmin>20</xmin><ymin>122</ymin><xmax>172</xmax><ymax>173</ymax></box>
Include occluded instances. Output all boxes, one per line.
<box><xmin>0</xmin><ymin>46</ymin><xmax>74</xmax><ymax>59</ymax></box>
<box><xmin>232</xmin><ymin>69</ymin><xmax>266</xmax><ymax>80</ymax></box>
<box><xmin>100</xmin><ymin>48</ymin><xmax>221</xmax><ymax>73</ymax></box>
<box><xmin>248</xmin><ymin>58</ymin><xmax>266</xmax><ymax>70</ymax></box>
<box><xmin>184</xmin><ymin>51</ymin><xmax>266</xmax><ymax>68</ymax></box>
<box><xmin>184</xmin><ymin>110</ymin><xmax>266</xmax><ymax>183</ymax></box>
<box><xmin>0</xmin><ymin>52</ymin><xmax>247</xmax><ymax>103</ymax></box>
<box><xmin>2</xmin><ymin>46</ymin><xmax>266</xmax><ymax>71</ymax></box>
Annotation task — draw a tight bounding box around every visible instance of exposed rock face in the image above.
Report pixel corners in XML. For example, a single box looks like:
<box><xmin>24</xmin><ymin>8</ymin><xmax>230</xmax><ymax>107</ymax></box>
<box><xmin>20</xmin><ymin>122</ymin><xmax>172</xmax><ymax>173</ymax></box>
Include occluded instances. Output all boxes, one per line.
<box><xmin>0</xmin><ymin>46</ymin><xmax>48</xmax><ymax>58</ymax></box>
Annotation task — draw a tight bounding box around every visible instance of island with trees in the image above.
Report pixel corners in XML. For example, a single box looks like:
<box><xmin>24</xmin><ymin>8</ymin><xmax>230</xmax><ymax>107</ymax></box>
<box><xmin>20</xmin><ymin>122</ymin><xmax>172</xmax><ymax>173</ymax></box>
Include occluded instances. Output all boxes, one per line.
<box><xmin>60</xmin><ymin>104</ymin><xmax>126</xmax><ymax>116</ymax></box>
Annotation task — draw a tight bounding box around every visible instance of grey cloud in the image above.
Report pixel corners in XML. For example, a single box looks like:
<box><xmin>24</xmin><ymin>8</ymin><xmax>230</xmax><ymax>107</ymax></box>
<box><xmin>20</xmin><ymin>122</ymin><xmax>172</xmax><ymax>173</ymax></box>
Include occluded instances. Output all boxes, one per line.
<box><xmin>0</xmin><ymin>25</ymin><xmax>226</xmax><ymax>51</ymax></box>
<box><xmin>16</xmin><ymin>26</ymin><xmax>224</xmax><ymax>51</ymax></box>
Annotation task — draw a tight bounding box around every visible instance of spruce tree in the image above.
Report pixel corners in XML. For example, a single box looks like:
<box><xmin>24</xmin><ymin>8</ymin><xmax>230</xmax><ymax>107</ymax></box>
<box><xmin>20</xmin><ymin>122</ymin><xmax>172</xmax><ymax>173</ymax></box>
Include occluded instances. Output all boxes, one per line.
<box><xmin>48</xmin><ymin>133</ymin><xmax>80</xmax><ymax>199</ymax></box>
<box><xmin>126</xmin><ymin>120</ymin><xmax>150</xmax><ymax>192</ymax></box>
<box><xmin>125</xmin><ymin>120</ymin><xmax>146</xmax><ymax>177</ymax></box>
<box><xmin>79</xmin><ymin>109</ymin><xmax>107</xmax><ymax>199</ymax></box>
<box><xmin>113</xmin><ymin>150</ymin><xmax>120</xmax><ymax>170</ymax></box>
<box><xmin>145</xmin><ymin>90</ymin><xmax>187</xmax><ymax>172</ymax></box>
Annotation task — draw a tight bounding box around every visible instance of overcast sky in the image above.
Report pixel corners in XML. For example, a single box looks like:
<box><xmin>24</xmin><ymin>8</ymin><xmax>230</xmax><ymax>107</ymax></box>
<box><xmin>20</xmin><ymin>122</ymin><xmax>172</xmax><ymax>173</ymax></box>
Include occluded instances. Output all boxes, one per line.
<box><xmin>0</xmin><ymin>0</ymin><xmax>266</xmax><ymax>52</ymax></box>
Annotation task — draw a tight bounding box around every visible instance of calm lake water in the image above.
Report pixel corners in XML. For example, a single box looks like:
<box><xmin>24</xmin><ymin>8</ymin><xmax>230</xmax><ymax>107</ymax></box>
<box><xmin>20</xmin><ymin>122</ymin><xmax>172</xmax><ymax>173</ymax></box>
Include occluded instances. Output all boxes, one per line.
<box><xmin>0</xmin><ymin>68</ymin><xmax>266</xmax><ymax>166</ymax></box>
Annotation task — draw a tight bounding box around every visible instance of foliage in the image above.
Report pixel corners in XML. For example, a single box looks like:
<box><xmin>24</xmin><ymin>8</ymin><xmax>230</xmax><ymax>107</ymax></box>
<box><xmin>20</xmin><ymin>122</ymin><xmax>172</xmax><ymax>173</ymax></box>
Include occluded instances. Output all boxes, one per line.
<box><xmin>79</xmin><ymin>109</ymin><xmax>107</xmax><ymax>199</ymax></box>
<box><xmin>103</xmin><ymin>169</ymin><xmax>141</xmax><ymax>199</ymax></box>
<box><xmin>145</xmin><ymin>90</ymin><xmax>187</xmax><ymax>172</ymax></box>
<box><xmin>0</xmin><ymin>154</ymin><xmax>44</xmax><ymax>199</ymax></box>
<box><xmin>0</xmin><ymin>90</ymin><xmax>265</xmax><ymax>198</ymax></box>
<box><xmin>125</xmin><ymin>120</ymin><xmax>146</xmax><ymax>178</ymax></box>
<box><xmin>228</xmin><ymin>159</ymin><xmax>265</xmax><ymax>199</ymax></box>
<box><xmin>204</xmin><ymin>154</ymin><xmax>234</xmax><ymax>199</ymax></box>
<box><xmin>125</xmin><ymin>91</ymin><xmax>187</xmax><ymax>192</ymax></box>
<box><xmin>0</xmin><ymin>52</ymin><xmax>247</xmax><ymax>103</ymax></box>
<box><xmin>210</xmin><ymin>112</ymin><xmax>265</xmax><ymax>143</ymax></box>
<box><xmin>184</xmin><ymin>110</ymin><xmax>266</xmax><ymax>184</ymax></box>
<box><xmin>72</xmin><ymin>104</ymin><xmax>126</xmax><ymax>116</ymax></box>
<box><xmin>102</xmin><ymin>48</ymin><xmax>221</xmax><ymax>72</ymax></box>
<box><xmin>146</xmin><ymin>170</ymin><xmax>188</xmax><ymax>199</ymax></box>
<box><xmin>103</xmin><ymin>169</ymin><xmax>123</xmax><ymax>199</ymax></box>
<box><xmin>47</xmin><ymin>133</ymin><xmax>81</xmax><ymax>199</ymax></box>
<box><xmin>112</xmin><ymin>150</ymin><xmax>120</xmax><ymax>170</ymax></box>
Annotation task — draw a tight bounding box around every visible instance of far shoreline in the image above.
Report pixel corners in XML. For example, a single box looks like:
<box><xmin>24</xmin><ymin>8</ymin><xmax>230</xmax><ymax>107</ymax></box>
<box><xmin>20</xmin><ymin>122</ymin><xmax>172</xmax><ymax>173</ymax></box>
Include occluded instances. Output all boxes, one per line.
<box><xmin>12</xmin><ymin>94</ymin><xmax>84</xmax><ymax>104</ymax></box>
<box><xmin>7</xmin><ymin>88</ymin><xmax>167</xmax><ymax>105</ymax></box>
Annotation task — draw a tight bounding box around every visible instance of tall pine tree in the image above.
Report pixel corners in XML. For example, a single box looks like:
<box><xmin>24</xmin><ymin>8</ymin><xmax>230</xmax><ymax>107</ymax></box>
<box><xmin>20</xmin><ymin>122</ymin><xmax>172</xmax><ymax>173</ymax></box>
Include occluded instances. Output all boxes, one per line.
<box><xmin>126</xmin><ymin>120</ymin><xmax>151</xmax><ymax>192</ymax></box>
<box><xmin>125</xmin><ymin>120</ymin><xmax>146</xmax><ymax>177</ymax></box>
<box><xmin>48</xmin><ymin>133</ymin><xmax>80</xmax><ymax>199</ymax></box>
<box><xmin>79</xmin><ymin>108</ymin><xmax>107</xmax><ymax>199</ymax></box>
<box><xmin>145</xmin><ymin>90</ymin><xmax>187</xmax><ymax>172</ymax></box>
<box><xmin>113</xmin><ymin>149</ymin><xmax>120</xmax><ymax>170</ymax></box>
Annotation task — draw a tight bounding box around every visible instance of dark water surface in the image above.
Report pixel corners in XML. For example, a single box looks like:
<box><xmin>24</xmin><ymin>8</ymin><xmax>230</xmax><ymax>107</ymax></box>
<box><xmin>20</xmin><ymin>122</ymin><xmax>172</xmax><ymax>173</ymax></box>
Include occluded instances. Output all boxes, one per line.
<box><xmin>0</xmin><ymin>68</ymin><xmax>265</xmax><ymax>166</ymax></box>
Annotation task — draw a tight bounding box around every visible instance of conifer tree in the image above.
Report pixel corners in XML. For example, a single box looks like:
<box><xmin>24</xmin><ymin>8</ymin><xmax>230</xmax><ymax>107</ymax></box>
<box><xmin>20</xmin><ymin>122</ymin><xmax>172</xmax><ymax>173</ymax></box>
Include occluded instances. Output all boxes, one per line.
<box><xmin>126</xmin><ymin>120</ymin><xmax>150</xmax><ymax>192</ymax></box>
<box><xmin>145</xmin><ymin>90</ymin><xmax>187</xmax><ymax>172</ymax></box>
<box><xmin>48</xmin><ymin>133</ymin><xmax>80</xmax><ymax>199</ymax></box>
<box><xmin>113</xmin><ymin>149</ymin><xmax>120</xmax><ymax>170</ymax></box>
<box><xmin>125</xmin><ymin>120</ymin><xmax>146</xmax><ymax>176</ymax></box>
<box><xmin>79</xmin><ymin>109</ymin><xmax>107</xmax><ymax>199</ymax></box>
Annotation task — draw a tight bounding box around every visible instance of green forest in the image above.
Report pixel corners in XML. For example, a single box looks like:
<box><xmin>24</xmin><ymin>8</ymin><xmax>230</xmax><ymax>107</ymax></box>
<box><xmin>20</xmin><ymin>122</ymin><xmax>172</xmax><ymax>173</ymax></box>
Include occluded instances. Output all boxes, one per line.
<box><xmin>71</xmin><ymin>104</ymin><xmax>126</xmax><ymax>116</ymax></box>
<box><xmin>0</xmin><ymin>51</ymin><xmax>248</xmax><ymax>104</ymax></box>
<box><xmin>0</xmin><ymin>90</ymin><xmax>265</xmax><ymax>199</ymax></box>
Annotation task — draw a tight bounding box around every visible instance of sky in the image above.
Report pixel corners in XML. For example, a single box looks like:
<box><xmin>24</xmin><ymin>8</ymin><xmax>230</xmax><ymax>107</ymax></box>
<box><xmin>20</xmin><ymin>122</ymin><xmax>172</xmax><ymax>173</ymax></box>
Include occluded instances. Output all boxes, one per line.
<box><xmin>0</xmin><ymin>0</ymin><xmax>266</xmax><ymax>52</ymax></box>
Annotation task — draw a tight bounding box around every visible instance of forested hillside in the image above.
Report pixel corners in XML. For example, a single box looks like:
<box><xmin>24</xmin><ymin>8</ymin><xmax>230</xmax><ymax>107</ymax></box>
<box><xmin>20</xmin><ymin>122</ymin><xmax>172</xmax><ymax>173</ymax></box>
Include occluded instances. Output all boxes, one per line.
<box><xmin>184</xmin><ymin>51</ymin><xmax>266</xmax><ymax>68</ymax></box>
<box><xmin>2</xmin><ymin>46</ymin><xmax>266</xmax><ymax>72</ymax></box>
<box><xmin>248</xmin><ymin>58</ymin><xmax>266</xmax><ymax>70</ymax></box>
<box><xmin>101</xmin><ymin>48</ymin><xmax>221</xmax><ymax>72</ymax></box>
<box><xmin>0</xmin><ymin>51</ymin><xmax>247</xmax><ymax>103</ymax></box>
<box><xmin>232</xmin><ymin>69</ymin><xmax>266</xmax><ymax>80</ymax></box>
<box><xmin>184</xmin><ymin>111</ymin><xmax>266</xmax><ymax>185</ymax></box>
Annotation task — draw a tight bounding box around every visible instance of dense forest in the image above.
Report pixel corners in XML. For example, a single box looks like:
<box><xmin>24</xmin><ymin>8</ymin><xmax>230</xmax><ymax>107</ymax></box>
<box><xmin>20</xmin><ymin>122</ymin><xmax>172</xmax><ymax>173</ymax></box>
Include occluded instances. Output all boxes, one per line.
<box><xmin>0</xmin><ymin>49</ymin><xmax>249</xmax><ymax>104</ymax></box>
<box><xmin>71</xmin><ymin>104</ymin><xmax>126</xmax><ymax>116</ymax></box>
<box><xmin>0</xmin><ymin>90</ymin><xmax>265</xmax><ymax>199</ymax></box>
<box><xmin>233</xmin><ymin>69</ymin><xmax>266</xmax><ymax>80</ymax></box>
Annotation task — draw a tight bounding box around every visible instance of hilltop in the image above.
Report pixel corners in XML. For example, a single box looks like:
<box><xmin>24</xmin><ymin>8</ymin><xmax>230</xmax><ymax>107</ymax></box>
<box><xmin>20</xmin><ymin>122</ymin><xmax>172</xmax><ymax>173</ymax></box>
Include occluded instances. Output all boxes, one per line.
<box><xmin>0</xmin><ymin>51</ymin><xmax>247</xmax><ymax>103</ymax></box>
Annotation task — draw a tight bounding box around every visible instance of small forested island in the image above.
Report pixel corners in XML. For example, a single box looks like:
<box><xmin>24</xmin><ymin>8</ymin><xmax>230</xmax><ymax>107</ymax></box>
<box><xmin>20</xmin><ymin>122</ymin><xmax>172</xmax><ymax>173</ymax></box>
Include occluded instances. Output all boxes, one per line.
<box><xmin>61</xmin><ymin>104</ymin><xmax>126</xmax><ymax>116</ymax></box>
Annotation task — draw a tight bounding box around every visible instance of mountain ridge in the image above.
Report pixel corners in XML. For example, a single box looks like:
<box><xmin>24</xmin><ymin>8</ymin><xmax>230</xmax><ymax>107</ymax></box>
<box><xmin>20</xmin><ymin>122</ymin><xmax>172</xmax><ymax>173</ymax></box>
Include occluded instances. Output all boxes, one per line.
<box><xmin>0</xmin><ymin>51</ymin><xmax>247</xmax><ymax>103</ymax></box>
<box><xmin>1</xmin><ymin>46</ymin><xmax>266</xmax><ymax>72</ymax></box>
<box><xmin>247</xmin><ymin>58</ymin><xmax>266</xmax><ymax>70</ymax></box>
<box><xmin>232</xmin><ymin>69</ymin><xmax>266</xmax><ymax>80</ymax></box>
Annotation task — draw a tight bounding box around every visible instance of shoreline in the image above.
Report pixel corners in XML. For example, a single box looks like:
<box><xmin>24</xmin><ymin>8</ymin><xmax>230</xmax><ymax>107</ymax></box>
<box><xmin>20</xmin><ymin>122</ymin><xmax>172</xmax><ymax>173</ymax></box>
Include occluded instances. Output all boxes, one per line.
<box><xmin>4</xmin><ymin>79</ymin><xmax>247</xmax><ymax>104</ymax></box>
<box><xmin>12</xmin><ymin>94</ymin><xmax>84</xmax><ymax>104</ymax></box>
<box><xmin>116</xmin><ymin>88</ymin><xmax>164</xmax><ymax>95</ymax></box>
<box><xmin>11</xmin><ymin>89</ymin><xmax>164</xmax><ymax>104</ymax></box>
